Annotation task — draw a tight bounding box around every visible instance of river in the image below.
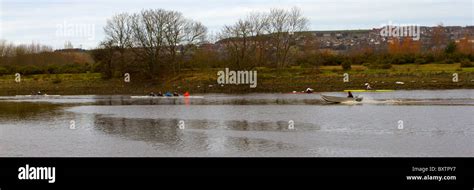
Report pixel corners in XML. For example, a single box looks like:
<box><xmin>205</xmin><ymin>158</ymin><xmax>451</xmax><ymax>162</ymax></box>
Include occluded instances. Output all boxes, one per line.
<box><xmin>0</xmin><ymin>89</ymin><xmax>473</xmax><ymax>157</ymax></box>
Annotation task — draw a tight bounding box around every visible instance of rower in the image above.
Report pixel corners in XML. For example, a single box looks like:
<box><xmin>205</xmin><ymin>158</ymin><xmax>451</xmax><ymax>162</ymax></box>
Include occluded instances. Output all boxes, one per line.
<box><xmin>305</xmin><ymin>88</ymin><xmax>314</xmax><ymax>94</ymax></box>
<box><xmin>157</xmin><ymin>91</ymin><xmax>163</xmax><ymax>96</ymax></box>
<box><xmin>37</xmin><ymin>91</ymin><xmax>43</xmax><ymax>95</ymax></box>
<box><xmin>149</xmin><ymin>92</ymin><xmax>156</xmax><ymax>97</ymax></box>
<box><xmin>173</xmin><ymin>92</ymin><xmax>179</xmax><ymax>96</ymax></box>
<box><xmin>347</xmin><ymin>91</ymin><xmax>354</xmax><ymax>98</ymax></box>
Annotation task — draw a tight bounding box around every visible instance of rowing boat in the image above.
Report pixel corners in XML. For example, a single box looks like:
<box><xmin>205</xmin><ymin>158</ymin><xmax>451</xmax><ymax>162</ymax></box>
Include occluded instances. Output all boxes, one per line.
<box><xmin>321</xmin><ymin>95</ymin><xmax>363</xmax><ymax>103</ymax></box>
<box><xmin>344</xmin><ymin>89</ymin><xmax>394</xmax><ymax>92</ymax></box>
<box><xmin>130</xmin><ymin>96</ymin><xmax>204</xmax><ymax>99</ymax></box>
<box><xmin>15</xmin><ymin>95</ymin><xmax>61</xmax><ymax>98</ymax></box>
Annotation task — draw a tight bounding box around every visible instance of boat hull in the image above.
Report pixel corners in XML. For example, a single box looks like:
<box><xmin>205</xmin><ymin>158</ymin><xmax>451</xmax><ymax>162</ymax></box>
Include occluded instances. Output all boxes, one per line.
<box><xmin>344</xmin><ymin>90</ymin><xmax>394</xmax><ymax>92</ymax></box>
<box><xmin>15</xmin><ymin>95</ymin><xmax>61</xmax><ymax>99</ymax></box>
<box><xmin>321</xmin><ymin>95</ymin><xmax>363</xmax><ymax>103</ymax></box>
<box><xmin>131</xmin><ymin>96</ymin><xmax>204</xmax><ymax>99</ymax></box>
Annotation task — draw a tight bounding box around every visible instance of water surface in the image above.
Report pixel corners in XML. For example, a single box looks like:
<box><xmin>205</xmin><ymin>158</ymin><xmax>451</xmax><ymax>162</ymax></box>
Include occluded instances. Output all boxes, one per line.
<box><xmin>0</xmin><ymin>89</ymin><xmax>473</xmax><ymax>157</ymax></box>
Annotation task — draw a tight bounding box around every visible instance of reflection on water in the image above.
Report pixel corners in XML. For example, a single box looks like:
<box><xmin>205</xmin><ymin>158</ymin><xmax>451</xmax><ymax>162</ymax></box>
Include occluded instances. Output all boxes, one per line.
<box><xmin>93</xmin><ymin>116</ymin><xmax>298</xmax><ymax>154</ymax></box>
<box><xmin>0</xmin><ymin>102</ymin><xmax>62</xmax><ymax>120</ymax></box>
<box><xmin>0</xmin><ymin>89</ymin><xmax>473</xmax><ymax>157</ymax></box>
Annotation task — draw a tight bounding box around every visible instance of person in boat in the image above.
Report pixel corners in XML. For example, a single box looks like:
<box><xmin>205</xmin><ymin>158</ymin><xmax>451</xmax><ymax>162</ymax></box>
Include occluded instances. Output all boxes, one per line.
<box><xmin>347</xmin><ymin>91</ymin><xmax>354</xmax><ymax>98</ymax></box>
<box><xmin>305</xmin><ymin>88</ymin><xmax>314</xmax><ymax>94</ymax></box>
<box><xmin>36</xmin><ymin>91</ymin><xmax>43</xmax><ymax>95</ymax></box>
<box><xmin>173</xmin><ymin>92</ymin><xmax>179</xmax><ymax>96</ymax></box>
<box><xmin>149</xmin><ymin>92</ymin><xmax>156</xmax><ymax>97</ymax></box>
<box><xmin>165</xmin><ymin>92</ymin><xmax>173</xmax><ymax>97</ymax></box>
<box><xmin>157</xmin><ymin>91</ymin><xmax>163</xmax><ymax>96</ymax></box>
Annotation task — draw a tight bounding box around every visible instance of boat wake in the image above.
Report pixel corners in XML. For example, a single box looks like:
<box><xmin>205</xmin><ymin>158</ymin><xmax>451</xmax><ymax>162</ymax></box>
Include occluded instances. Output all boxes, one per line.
<box><xmin>340</xmin><ymin>101</ymin><xmax>364</xmax><ymax>105</ymax></box>
<box><xmin>360</xmin><ymin>98</ymin><xmax>474</xmax><ymax>106</ymax></box>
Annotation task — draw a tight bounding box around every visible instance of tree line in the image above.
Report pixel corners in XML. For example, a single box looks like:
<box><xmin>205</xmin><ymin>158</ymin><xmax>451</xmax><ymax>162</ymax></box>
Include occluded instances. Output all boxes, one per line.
<box><xmin>91</xmin><ymin>7</ymin><xmax>311</xmax><ymax>79</ymax></box>
<box><xmin>93</xmin><ymin>9</ymin><xmax>207</xmax><ymax>79</ymax></box>
<box><xmin>0</xmin><ymin>40</ymin><xmax>94</xmax><ymax>75</ymax></box>
<box><xmin>1</xmin><ymin>8</ymin><xmax>473</xmax><ymax>77</ymax></box>
<box><xmin>94</xmin><ymin>8</ymin><xmax>473</xmax><ymax>78</ymax></box>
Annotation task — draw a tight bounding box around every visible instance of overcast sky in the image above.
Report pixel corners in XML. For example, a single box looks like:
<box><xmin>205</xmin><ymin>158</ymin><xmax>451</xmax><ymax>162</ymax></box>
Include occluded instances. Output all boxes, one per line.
<box><xmin>0</xmin><ymin>0</ymin><xmax>472</xmax><ymax>49</ymax></box>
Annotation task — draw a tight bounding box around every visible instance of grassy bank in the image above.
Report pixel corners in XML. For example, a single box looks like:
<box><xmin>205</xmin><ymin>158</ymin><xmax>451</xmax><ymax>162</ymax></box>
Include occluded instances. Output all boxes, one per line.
<box><xmin>0</xmin><ymin>64</ymin><xmax>473</xmax><ymax>96</ymax></box>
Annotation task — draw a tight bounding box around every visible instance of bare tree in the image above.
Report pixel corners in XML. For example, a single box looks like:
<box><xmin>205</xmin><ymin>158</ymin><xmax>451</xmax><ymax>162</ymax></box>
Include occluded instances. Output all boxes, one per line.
<box><xmin>92</xmin><ymin>40</ymin><xmax>116</xmax><ymax>78</ymax></box>
<box><xmin>248</xmin><ymin>12</ymin><xmax>270</xmax><ymax>67</ymax></box>
<box><xmin>431</xmin><ymin>23</ymin><xmax>446</xmax><ymax>53</ymax></box>
<box><xmin>184</xmin><ymin>21</ymin><xmax>207</xmax><ymax>45</ymax></box>
<box><xmin>0</xmin><ymin>41</ymin><xmax>17</xmax><ymax>57</ymax></box>
<box><xmin>219</xmin><ymin>7</ymin><xmax>309</xmax><ymax>69</ymax></box>
<box><xmin>163</xmin><ymin>11</ymin><xmax>186</xmax><ymax>73</ymax></box>
<box><xmin>267</xmin><ymin>7</ymin><xmax>309</xmax><ymax>67</ymax></box>
<box><xmin>161</xmin><ymin>10</ymin><xmax>208</xmax><ymax>74</ymax></box>
<box><xmin>283</xmin><ymin>7</ymin><xmax>308</xmax><ymax>66</ymax></box>
<box><xmin>130</xmin><ymin>9</ymin><xmax>168</xmax><ymax>77</ymax></box>
<box><xmin>0</xmin><ymin>40</ymin><xmax>7</xmax><ymax>57</ymax></box>
<box><xmin>220</xmin><ymin>19</ymin><xmax>255</xmax><ymax>69</ymax></box>
<box><xmin>104</xmin><ymin>13</ymin><xmax>134</xmax><ymax>49</ymax></box>
<box><xmin>102</xmin><ymin>9</ymin><xmax>207</xmax><ymax>78</ymax></box>
<box><xmin>104</xmin><ymin>12</ymin><xmax>134</xmax><ymax>75</ymax></box>
<box><xmin>178</xmin><ymin>20</ymin><xmax>207</xmax><ymax>71</ymax></box>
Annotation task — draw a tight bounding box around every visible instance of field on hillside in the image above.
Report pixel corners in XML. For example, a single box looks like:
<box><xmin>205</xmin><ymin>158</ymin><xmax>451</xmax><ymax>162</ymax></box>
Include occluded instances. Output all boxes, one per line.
<box><xmin>0</xmin><ymin>64</ymin><xmax>473</xmax><ymax>95</ymax></box>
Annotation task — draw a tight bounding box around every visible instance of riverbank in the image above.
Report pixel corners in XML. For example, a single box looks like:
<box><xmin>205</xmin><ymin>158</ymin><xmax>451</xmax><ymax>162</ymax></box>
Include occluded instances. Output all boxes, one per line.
<box><xmin>1</xmin><ymin>64</ymin><xmax>473</xmax><ymax>96</ymax></box>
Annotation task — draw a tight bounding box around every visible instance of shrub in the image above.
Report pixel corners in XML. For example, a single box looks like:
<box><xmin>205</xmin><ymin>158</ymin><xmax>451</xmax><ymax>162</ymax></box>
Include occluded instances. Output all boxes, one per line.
<box><xmin>341</xmin><ymin>60</ymin><xmax>351</xmax><ymax>71</ymax></box>
<box><xmin>368</xmin><ymin>60</ymin><xmax>392</xmax><ymax>69</ymax></box>
<box><xmin>0</xmin><ymin>66</ymin><xmax>9</xmax><ymax>75</ymax></box>
<box><xmin>445</xmin><ymin>41</ymin><xmax>457</xmax><ymax>54</ymax></box>
<box><xmin>460</xmin><ymin>59</ymin><xmax>474</xmax><ymax>68</ymax></box>
<box><xmin>443</xmin><ymin>58</ymin><xmax>455</xmax><ymax>64</ymax></box>
<box><xmin>424</xmin><ymin>54</ymin><xmax>435</xmax><ymax>63</ymax></box>
<box><xmin>59</xmin><ymin>64</ymin><xmax>86</xmax><ymax>73</ymax></box>
<box><xmin>379</xmin><ymin>62</ymin><xmax>392</xmax><ymax>69</ymax></box>
<box><xmin>19</xmin><ymin>65</ymin><xmax>43</xmax><ymax>75</ymax></box>
<box><xmin>300</xmin><ymin>62</ymin><xmax>314</xmax><ymax>68</ymax></box>
<box><xmin>46</xmin><ymin>65</ymin><xmax>60</xmax><ymax>74</ymax></box>
<box><xmin>52</xmin><ymin>76</ymin><xmax>62</xmax><ymax>84</ymax></box>
<box><xmin>415</xmin><ymin>58</ymin><xmax>427</xmax><ymax>65</ymax></box>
